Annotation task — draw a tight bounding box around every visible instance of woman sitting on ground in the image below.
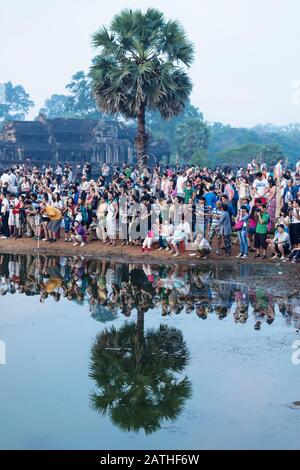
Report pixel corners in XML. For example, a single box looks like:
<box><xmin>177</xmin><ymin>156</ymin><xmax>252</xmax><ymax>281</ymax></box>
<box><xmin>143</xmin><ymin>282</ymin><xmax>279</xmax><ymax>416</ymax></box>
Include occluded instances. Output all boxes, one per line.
<box><xmin>71</xmin><ymin>221</ymin><xmax>87</xmax><ymax>247</ymax></box>
<box><xmin>140</xmin><ymin>220</ymin><xmax>159</xmax><ymax>253</ymax></box>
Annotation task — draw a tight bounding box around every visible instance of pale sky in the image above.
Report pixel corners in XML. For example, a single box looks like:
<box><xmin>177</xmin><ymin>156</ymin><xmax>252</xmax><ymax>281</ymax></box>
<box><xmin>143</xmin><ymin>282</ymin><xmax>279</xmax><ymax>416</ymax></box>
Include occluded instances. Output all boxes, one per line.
<box><xmin>1</xmin><ymin>0</ymin><xmax>300</xmax><ymax>126</ymax></box>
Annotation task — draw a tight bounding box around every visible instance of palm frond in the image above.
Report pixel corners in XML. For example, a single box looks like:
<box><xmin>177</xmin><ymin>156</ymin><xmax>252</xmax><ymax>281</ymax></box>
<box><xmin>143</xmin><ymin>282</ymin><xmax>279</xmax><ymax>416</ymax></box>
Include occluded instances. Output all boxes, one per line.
<box><xmin>92</xmin><ymin>26</ymin><xmax>115</xmax><ymax>49</ymax></box>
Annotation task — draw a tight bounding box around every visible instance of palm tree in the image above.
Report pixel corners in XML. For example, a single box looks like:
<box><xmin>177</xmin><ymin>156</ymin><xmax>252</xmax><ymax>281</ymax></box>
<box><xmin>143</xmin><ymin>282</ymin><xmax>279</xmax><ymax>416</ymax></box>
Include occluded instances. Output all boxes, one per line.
<box><xmin>90</xmin><ymin>8</ymin><xmax>194</xmax><ymax>167</ymax></box>
<box><xmin>89</xmin><ymin>322</ymin><xmax>192</xmax><ymax>434</ymax></box>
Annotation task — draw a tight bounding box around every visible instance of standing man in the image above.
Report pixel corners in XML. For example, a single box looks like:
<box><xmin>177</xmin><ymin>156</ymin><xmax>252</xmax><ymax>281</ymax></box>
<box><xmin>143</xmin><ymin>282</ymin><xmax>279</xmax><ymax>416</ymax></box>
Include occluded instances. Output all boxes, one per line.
<box><xmin>0</xmin><ymin>193</ymin><xmax>10</xmax><ymax>238</ymax></box>
<box><xmin>55</xmin><ymin>164</ymin><xmax>63</xmax><ymax>185</ymax></box>
<box><xmin>176</xmin><ymin>170</ymin><xmax>186</xmax><ymax>199</ymax></box>
<box><xmin>252</xmin><ymin>172</ymin><xmax>269</xmax><ymax>205</ymax></box>
<box><xmin>274</xmin><ymin>159</ymin><xmax>284</xmax><ymax>181</ymax></box>
<box><xmin>254</xmin><ymin>205</ymin><xmax>270</xmax><ymax>259</ymax></box>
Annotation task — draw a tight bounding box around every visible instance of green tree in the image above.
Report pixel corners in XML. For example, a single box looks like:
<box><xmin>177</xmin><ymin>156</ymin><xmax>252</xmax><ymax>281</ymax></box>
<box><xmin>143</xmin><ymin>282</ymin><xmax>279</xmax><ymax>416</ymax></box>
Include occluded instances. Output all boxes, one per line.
<box><xmin>42</xmin><ymin>94</ymin><xmax>68</xmax><ymax>118</ymax></box>
<box><xmin>176</xmin><ymin>117</ymin><xmax>210</xmax><ymax>163</ymax></box>
<box><xmin>208</xmin><ymin>122</ymin><xmax>300</xmax><ymax>165</ymax></box>
<box><xmin>64</xmin><ymin>71</ymin><xmax>104</xmax><ymax>119</ymax></box>
<box><xmin>217</xmin><ymin>142</ymin><xmax>284</xmax><ymax>167</ymax></box>
<box><xmin>90</xmin><ymin>8</ymin><xmax>194</xmax><ymax>166</ymax></box>
<box><xmin>146</xmin><ymin>101</ymin><xmax>203</xmax><ymax>153</ymax></box>
<box><xmin>0</xmin><ymin>81</ymin><xmax>34</xmax><ymax>121</ymax></box>
<box><xmin>190</xmin><ymin>149</ymin><xmax>210</xmax><ymax>167</ymax></box>
<box><xmin>89</xmin><ymin>322</ymin><xmax>192</xmax><ymax>434</ymax></box>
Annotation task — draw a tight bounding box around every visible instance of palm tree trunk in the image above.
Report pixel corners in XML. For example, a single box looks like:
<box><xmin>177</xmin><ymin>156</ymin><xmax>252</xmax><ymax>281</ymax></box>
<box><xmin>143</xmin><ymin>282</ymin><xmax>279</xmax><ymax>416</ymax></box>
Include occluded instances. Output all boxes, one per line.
<box><xmin>136</xmin><ymin>309</ymin><xmax>145</xmax><ymax>346</ymax></box>
<box><xmin>135</xmin><ymin>103</ymin><xmax>148</xmax><ymax>170</ymax></box>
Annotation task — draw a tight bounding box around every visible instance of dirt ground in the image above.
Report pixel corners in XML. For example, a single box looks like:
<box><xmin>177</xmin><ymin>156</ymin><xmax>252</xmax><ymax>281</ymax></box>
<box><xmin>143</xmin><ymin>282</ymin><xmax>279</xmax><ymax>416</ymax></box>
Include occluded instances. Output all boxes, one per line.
<box><xmin>0</xmin><ymin>235</ymin><xmax>299</xmax><ymax>268</ymax></box>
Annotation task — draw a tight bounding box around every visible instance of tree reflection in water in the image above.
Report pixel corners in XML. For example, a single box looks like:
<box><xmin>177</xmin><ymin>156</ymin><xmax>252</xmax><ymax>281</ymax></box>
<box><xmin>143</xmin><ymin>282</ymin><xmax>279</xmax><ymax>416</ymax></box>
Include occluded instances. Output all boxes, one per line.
<box><xmin>89</xmin><ymin>322</ymin><xmax>192</xmax><ymax>434</ymax></box>
<box><xmin>1</xmin><ymin>253</ymin><xmax>299</xmax><ymax>434</ymax></box>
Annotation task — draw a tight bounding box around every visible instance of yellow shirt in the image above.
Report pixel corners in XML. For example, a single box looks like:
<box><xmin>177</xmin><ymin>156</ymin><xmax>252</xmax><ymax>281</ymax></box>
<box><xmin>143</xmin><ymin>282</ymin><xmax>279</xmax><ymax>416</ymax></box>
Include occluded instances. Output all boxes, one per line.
<box><xmin>44</xmin><ymin>205</ymin><xmax>62</xmax><ymax>221</ymax></box>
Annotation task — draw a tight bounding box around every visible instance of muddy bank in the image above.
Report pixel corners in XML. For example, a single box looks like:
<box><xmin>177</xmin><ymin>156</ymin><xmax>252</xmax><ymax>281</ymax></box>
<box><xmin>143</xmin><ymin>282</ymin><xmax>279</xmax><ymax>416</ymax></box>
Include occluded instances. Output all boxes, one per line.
<box><xmin>0</xmin><ymin>236</ymin><xmax>299</xmax><ymax>268</ymax></box>
<box><xmin>0</xmin><ymin>237</ymin><xmax>211</xmax><ymax>265</ymax></box>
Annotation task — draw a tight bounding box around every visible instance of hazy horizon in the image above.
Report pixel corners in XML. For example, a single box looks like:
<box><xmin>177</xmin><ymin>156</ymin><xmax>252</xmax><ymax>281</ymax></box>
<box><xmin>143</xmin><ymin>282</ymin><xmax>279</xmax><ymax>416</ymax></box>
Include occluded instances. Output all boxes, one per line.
<box><xmin>1</xmin><ymin>0</ymin><xmax>300</xmax><ymax>127</ymax></box>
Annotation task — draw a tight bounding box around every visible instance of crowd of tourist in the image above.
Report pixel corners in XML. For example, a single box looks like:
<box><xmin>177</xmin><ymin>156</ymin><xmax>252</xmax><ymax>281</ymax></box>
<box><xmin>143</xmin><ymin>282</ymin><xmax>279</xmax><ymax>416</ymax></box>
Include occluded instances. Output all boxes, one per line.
<box><xmin>0</xmin><ymin>254</ymin><xmax>299</xmax><ymax>331</ymax></box>
<box><xmin>0</xmin><ymin>158</ymin><xmax>300</xmax><ymax>262</ymax></box>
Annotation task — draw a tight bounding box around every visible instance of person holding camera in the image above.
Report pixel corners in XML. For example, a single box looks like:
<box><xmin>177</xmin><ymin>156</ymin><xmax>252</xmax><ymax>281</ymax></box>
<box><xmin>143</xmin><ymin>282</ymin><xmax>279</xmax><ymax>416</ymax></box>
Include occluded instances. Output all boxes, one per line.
<box><xmin>24</xmin><ymin>198</ymin><xmax>39</xmax><ymax>238</ymax></box>
<box><xmin>235</xmin><ymin>205</ymin><xmax>250</xmax><ymax>258</ymax></box>
<box><xmin>289</xmin><ymin>199</ymin><xmax>300</xmax><ymax>248</ymax></box>
<box><xmin>254</xmin><ymin>204</ymin><xmax>270</xmax><ymax>259</ymax></box>
<box><xmin>217</xmin><ymin>204</ymin><xmax>232</xmax><ymax>257</ymax></box>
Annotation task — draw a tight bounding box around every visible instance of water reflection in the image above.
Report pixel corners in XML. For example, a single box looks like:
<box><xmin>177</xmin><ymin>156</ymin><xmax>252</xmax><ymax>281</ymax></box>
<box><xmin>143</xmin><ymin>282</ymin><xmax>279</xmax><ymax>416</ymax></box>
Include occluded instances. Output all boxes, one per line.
<box><xmin>1</xmin><ymin>253</ymin><xmax>300</xmax><ymax>444</ymax></box>
<box><xmin>0</xmin><ymin>253</ymin><xmax>299</xmax><ymax>331</ymax></box>
<box><xmin>89</xmin><ymin>323</ymin><xmax>192</xmax><ymax>434</ymax></box>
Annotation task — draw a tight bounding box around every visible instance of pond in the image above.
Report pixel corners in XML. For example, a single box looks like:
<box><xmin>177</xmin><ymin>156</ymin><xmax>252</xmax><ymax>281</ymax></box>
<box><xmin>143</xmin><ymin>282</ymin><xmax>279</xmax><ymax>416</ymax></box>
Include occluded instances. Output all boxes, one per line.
<box><xmin>0</xmin><ymin>253</ymin><xmax>299</xmax><ymax>450</ymax></box>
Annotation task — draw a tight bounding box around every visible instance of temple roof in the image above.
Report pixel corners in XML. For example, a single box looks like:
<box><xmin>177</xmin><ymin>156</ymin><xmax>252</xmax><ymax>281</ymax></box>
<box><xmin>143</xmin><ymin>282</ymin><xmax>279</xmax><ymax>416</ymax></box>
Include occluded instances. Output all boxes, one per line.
<box><xmin>0</xmin><ymin>118</ymin><xmax>170</xmax><ymax>165</ymax></box>
<box><xmin>49</xmin><ymin>118</ymin><xmax>98</xmax><ymax>134</ymax></box>
<box><xmin>2</xmin><ymin>121</ymin><xmax>49</xmax><ymax>136</ymax></box>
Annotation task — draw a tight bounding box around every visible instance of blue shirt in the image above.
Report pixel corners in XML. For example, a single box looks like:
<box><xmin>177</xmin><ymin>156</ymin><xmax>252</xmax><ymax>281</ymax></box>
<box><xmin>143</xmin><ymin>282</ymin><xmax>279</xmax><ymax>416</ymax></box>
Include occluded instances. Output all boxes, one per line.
<box><xmin>204</xmin><ymin>192</ymin><xmax>217</xmax><ymax>209</ymax></box>
<box><xmin>292</xmin><ymin>185</ymin><xmax>300</xmax><ymax>200</ymax></box>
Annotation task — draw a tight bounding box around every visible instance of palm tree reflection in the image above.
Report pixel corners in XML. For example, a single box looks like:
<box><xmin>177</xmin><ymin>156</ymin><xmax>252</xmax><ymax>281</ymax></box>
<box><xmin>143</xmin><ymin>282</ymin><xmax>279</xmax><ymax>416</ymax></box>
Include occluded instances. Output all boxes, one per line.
<box><xmin>89</xmin><ymin>322</ymin><xmax>192</xmax><ymax>435</ymax></box>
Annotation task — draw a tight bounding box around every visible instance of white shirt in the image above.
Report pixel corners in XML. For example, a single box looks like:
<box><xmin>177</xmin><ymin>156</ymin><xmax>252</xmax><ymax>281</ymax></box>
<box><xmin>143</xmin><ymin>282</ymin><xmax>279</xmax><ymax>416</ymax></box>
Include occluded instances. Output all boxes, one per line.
<box><xmin>0</xmin><ymin>173</ymin><xmax>10</xmax><ymax>185</ymax></box>
<box><xmin>253</xmin><ymin>178</ymin><xmax>269</xmax><ymax>197</ymax></box>
<box><xmin>176</xmin><ymin>221</ymin><xmax>191</xmax><ymax>236</ymax></box>
<box><xmin>274</xmin><ymin>231</ymin><xmax>291</xmax><ymax>247</ymax></box>
<box><xmin>274</xmin><ymin>162</ymin><xmax>283</xmax><ymax>180</ymax></box>
<box><xmin>176</xmin><ymin>176</ymin><xmax>186</xmax><ymax>194</ymax></box>
<box><xmin>1</xmin><ymin>198</ymin><xmax>9</xmax><ymax>214</ymax></box>
<box><xmin>102</xmin><ymin>165</ymin><xmax>109</xmax><ymax>176</ymax></box>
<box><xmin>292</xmin><ymin>208</ymin><xmax>300</xmax><ymax>224</ymax></box>
<box><xmin>9</xmin><ymin>173</ymin><xmax>17</xmax><ymax>187</ymax></box>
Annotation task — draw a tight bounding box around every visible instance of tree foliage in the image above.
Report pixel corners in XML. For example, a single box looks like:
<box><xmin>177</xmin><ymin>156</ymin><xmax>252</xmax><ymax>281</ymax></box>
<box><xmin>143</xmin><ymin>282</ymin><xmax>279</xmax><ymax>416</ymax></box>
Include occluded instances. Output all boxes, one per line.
<box><xmin>176</xmin><ymin>117</ymin><xmax>210</xmax><ymax>162</ymax></box>
<box><xmin>41</xmin><ymin>71</ymin><xmax>105</xmax><ymax>119</ymax></box>
<box><xmin>64</xmin><ymin>71</ymin><xmax>104</xmax><ymax>119</ymax></box>
<box><xmin>89</xmin><ymin>322</ymin><xmax>192</xmax><ymax>434</ymax></box>
<box><xmin>42</xmin><ymin>94</ymin><xmax>68</xmax><ymax>119</ymax></box>
<box><xmin>146</xmin><ymin>101</ymin><xmax>203</xmax><ymax>152</ymax></box>
<box><xmin>216</xmin><ymin>142</ymin><xmax>285</xmax><ymax>167</ymax></box>
<box><xmin>209</xmin><ymin>122</ymin><xmax>300</xmax><ymax>165</ymax></box>
<box><xmin>0</xmin><ymin>81</ymin><xmax>34</xmax><ymax>121</ymax></box>
<box><xmin>90</xmin><ymin>8</ymin><xmax>194</xmax><ymax>164</ymax></box>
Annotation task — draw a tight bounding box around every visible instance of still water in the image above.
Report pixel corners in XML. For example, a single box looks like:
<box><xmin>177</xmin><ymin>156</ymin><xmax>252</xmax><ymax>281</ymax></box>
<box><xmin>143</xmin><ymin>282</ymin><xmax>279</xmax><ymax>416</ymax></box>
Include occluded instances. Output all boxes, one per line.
<box><xmin>0</xmin><ymin>253</ymin><xmax>299</xmax><ymax>450</ymax></box>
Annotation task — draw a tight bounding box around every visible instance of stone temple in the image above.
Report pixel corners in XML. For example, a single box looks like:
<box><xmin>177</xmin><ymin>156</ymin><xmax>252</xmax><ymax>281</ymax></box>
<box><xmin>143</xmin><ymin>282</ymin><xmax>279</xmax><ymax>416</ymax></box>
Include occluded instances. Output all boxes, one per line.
<box><xmin>0</xmin><ymin>116</ymin><xmax>170</xmax><ymax>168</ymax></box>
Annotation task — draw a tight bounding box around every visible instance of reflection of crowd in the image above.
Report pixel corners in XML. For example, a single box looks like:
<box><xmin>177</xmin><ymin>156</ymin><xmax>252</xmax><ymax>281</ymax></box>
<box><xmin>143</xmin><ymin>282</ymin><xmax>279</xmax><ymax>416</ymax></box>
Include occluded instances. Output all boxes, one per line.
<box><xmin>0</xmin><ymin>254</ymin><xmax>299</xmax><ymax>331</ymax></box>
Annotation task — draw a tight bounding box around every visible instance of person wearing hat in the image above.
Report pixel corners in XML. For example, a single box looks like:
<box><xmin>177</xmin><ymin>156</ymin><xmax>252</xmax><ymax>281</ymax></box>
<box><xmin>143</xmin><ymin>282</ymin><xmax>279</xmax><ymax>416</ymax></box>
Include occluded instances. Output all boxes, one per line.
<box><xmin>267</xmin><ymin>224</ymin><xmax>291</xmax><ymax>260</ymax></box>
<box><xmin>41</xmin><ymin>202</ymin><xmax>62</xmax><ymax>243</ymax></box>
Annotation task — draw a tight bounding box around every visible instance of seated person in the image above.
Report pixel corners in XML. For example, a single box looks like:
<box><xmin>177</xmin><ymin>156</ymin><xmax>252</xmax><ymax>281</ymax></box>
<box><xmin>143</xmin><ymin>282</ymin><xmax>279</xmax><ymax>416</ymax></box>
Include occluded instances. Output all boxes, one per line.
<box><xmin>71</xmin><ymin>221</ymin><xmax>87</xmax><ymax>247</ymax></box>
<box><xmin>159</xmin><ymin>219</ymin><xmax>174</xmax><ymax>250</ymax></box>
<box><xmin>193</xmin><ymin>233</ymin><xmax>212</xmax><ymax>257</ymax></box>
<box><xmin>167</xmin><ymin>219</ymin><xmax>191</xmax><ymax>257</ymax></box>
<box><xmin>288</xmin><ymin>245</ymin><xmax>300</xmax><ymax>264</ymax></box>
<box><xmin>140</xmin><ymin>221</ymin><xmax>159</xmax><ymax>252</ymax></box>
<box><xmin>267</xmin><ymin>224</ymin><xmax>291</xmax><ymax>260</ymax></box>
<box><xmin>88</xmin><ymin>215</ymin><xmax>98</xmax><ymax>241</ymax></box>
